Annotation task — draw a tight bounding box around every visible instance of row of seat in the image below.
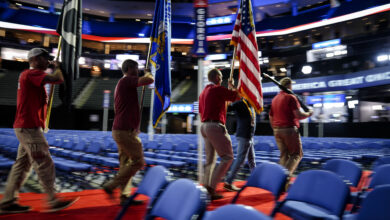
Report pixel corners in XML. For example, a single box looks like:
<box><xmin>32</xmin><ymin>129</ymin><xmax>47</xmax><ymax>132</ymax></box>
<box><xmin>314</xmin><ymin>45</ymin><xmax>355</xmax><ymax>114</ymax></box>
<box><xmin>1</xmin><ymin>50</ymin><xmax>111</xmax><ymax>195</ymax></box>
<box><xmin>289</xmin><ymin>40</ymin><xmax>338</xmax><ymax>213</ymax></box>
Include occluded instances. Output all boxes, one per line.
<box><xmin>1</xmin><ymin>128</ymin><xmax>389</xmax><ymax>188</ymax></box>
<box><xmin>116</xmin><ymin>161</ymin><xmax>390</xmax><ymax>220</ymax></box>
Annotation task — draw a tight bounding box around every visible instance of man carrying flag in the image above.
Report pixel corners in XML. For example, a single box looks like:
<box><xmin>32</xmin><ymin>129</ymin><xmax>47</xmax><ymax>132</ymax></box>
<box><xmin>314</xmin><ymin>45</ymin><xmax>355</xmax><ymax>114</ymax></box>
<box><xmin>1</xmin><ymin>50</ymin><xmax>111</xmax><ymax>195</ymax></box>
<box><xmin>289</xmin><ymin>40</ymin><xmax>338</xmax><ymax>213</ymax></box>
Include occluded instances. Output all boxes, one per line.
<box><xmin>149</xmin><ymin>0</ymin><xmax>171</xmax><ymax>128</ymax></box>
<box><xmin>0</xmin><ymin>48</ymin><xmax>79</xmax><ymax>214</ymax></box>
<box><xmin>222</xmin><ymin>0</ymin><xmax>263</xmax><ymax>191</ymax></box>
<box><xmin>56</xmin><ymin>0</ymin><xmax>82</xmax><ymax>110</ymax></box>
<box><xmin>199</xmin><ymin>68</ymin><xmax>240</xmax><ymax>200</ymax></box>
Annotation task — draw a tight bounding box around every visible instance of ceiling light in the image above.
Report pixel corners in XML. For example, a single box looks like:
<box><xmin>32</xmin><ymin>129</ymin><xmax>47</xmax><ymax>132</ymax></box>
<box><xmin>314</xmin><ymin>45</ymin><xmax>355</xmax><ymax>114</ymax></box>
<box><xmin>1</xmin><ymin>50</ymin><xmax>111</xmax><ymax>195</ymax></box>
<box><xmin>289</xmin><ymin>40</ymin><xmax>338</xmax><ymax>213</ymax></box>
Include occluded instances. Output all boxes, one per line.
<box><xmin>377</xmin><ymin>54</ymin><xmax>389</xmax><ymax>62</ymax></box>
<box><xmin>280</xmin><ymin>67</ymin><xmax>287</xmax><ymax>72</ymax></box>
<box><xmin>348</xmin><ymin>100</ymin><xmax>358</xmax><ymax>109</ymax></box>
<box><xmin>326</xmin><ymin>53</ymin><xmax>334</xmax><ymax>58</ymax></box>
<box><xmin>302</xmin><ymin>65</ymin><xmax>312</xmax><ymax>74</ymax></box>
<box><xmin>372</xmin><ymin>105</ymin><xmax>383</xmax><ymax>110</ymax></box>
<box><xmin>38</xmin><ymin>6</ymin><xmax>44</xmax><ymax>9</ymax></box>
<box><xmin>147</xmin><ymin>13</ymin><xmax>152</xmax><ymax>16</ymax></box>
<box><xmin>135</xmin><ymin>19</ymin><xmax>141</xmax><ymax>22</ymax></box>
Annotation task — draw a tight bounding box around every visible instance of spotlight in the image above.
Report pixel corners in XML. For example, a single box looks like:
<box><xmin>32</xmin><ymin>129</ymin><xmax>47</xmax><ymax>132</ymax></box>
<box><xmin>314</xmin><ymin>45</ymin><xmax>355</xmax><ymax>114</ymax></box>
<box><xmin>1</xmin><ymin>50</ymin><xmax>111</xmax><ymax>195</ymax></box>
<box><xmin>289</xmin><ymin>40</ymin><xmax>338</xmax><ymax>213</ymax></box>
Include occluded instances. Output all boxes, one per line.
<box><xmin>302</xmin><ymin>65</ymin><xmax>312</xmax><ymax>74</ymax></box>
<box><xmin>377</xmin><ymin>54</ymin><xmax>389</xmax><ymax>62</ymax></box>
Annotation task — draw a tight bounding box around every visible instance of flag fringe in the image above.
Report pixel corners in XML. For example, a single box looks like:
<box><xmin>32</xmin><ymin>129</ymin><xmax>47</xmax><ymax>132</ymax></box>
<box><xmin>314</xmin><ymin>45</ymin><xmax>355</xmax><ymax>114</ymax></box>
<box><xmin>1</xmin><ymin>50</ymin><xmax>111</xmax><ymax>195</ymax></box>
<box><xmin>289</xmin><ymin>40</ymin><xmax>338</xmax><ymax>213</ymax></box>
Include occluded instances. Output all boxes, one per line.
<box><xmin>239</xmin><ymin>87</ymin><xmax>263</xmax><ymax>114</ymax></box>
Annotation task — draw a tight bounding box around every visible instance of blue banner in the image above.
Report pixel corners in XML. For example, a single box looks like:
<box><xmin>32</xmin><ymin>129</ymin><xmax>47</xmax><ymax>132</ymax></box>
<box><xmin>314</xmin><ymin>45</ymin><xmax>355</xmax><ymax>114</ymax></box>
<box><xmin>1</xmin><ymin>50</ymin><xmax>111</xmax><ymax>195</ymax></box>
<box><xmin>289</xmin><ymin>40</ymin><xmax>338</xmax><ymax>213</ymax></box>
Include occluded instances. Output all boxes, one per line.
<box><xmin>262</xmin><ymin>66</ymin><xmax>390</xmax><ymax>95</ymax></box>
<box><xmin>193</xmin><ymin>0</ymin><xmax>208</xmax><ymax>57</ymax></box>
<box><xmin>150</xmin><ymin>0</ymin><xmax>172</xmax><ymax>128</ymax></box>
<box><xmin>306</xmin><ymin>94</ymin><xmax>345</xmax><ymax>104</ymax></box>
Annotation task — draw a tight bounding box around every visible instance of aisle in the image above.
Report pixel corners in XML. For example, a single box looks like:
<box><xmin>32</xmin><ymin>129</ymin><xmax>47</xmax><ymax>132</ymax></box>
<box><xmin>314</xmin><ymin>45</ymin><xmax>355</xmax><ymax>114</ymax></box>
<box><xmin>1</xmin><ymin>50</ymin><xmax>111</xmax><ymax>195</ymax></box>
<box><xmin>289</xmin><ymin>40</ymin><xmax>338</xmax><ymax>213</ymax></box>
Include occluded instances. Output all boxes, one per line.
<box><xmin>0</xmin><ymin>181</ymin><xmax>291</xmax><ymax>220</ymax></box>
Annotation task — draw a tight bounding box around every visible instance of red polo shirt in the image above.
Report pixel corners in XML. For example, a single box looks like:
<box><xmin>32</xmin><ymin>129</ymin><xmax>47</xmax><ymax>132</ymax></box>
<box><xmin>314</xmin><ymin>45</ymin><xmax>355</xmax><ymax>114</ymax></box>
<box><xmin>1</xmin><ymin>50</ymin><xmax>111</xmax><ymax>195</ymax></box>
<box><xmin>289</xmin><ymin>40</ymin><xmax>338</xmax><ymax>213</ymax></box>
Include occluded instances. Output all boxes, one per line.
<box><xmin>112</xmin><ymin>75</ymin><xmax>139</xmax><ymax>130</ymax></box>
<box><xmin>14</xmin><ymin>69</ymin><xmax>48</xmax><ymax>128</ymax></box>
<box><xmin>269</xmin><ymin>91</ymin><xmax>301</xmax><ymax>128</ymax></box>
<box><xmin>199</xmin><ymin>84</ymin><xmax>237</xmax><ymax>125</ymax></box>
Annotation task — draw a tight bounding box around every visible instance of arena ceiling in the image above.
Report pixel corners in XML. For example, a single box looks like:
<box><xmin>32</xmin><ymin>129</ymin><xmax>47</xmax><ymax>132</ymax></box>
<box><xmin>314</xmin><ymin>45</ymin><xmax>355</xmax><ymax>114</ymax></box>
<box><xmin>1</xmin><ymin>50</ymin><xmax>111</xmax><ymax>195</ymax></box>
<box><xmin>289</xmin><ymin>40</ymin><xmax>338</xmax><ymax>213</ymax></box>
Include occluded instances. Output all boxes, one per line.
<box><xmin>12</xmin><ymin>0</ymin><xmax>331</xmax><ymax>20</ymax></box>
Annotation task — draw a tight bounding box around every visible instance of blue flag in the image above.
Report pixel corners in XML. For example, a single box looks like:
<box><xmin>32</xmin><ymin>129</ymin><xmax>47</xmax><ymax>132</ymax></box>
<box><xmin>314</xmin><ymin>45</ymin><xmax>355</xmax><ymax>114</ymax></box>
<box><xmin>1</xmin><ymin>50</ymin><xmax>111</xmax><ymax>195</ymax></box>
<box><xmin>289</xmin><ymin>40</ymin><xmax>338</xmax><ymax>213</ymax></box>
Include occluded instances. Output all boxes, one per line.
<box><xmin>150</xmin><ymin>0</ymin><xmax>171</xmax><ymax>128</ymax></box>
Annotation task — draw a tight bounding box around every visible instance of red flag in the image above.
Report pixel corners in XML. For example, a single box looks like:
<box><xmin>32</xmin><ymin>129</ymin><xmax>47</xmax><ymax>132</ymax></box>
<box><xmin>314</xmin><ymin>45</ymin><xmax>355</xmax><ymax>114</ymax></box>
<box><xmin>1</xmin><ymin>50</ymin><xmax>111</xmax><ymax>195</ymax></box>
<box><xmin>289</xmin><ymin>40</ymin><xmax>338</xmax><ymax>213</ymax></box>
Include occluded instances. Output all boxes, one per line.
<box><xmin>231</xmin><ymin>0</ymin><xmax>263</xmax><ymax>113</ymax></box>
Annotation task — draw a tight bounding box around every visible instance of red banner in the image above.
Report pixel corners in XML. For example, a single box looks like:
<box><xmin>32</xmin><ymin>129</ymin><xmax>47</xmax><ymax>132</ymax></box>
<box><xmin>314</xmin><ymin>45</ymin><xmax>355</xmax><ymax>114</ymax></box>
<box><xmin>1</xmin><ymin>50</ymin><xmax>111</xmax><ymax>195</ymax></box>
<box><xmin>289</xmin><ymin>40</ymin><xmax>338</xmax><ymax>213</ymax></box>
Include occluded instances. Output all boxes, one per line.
<box><xmin>194</xmin><ymin>0</ymin><xmax>208</xmax><ymax>8</ymax></box>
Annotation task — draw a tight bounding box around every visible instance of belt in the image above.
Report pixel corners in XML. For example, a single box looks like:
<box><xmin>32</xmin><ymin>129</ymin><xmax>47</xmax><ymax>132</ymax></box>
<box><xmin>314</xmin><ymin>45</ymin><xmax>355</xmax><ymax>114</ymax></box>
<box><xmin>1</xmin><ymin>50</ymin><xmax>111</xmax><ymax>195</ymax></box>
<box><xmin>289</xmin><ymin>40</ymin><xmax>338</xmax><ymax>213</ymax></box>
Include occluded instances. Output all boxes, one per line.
<box><xmin>273</xmin><ymin>126</ymin><xmax>296</xmax><ymax>129</ymax></box>
<box><xmin>204</xmin><ymin>120</ymin><xmax>223</xmax><ymax>124</ymax></box>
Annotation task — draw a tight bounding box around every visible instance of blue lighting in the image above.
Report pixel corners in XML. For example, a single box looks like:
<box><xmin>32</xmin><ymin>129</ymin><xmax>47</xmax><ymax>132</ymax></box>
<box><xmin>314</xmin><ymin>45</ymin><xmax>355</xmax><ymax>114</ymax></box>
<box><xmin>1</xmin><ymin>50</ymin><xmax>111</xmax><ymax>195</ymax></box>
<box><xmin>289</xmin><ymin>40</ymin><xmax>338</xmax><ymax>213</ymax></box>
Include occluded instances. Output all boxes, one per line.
<box><xmin>206</xmin><ymin>15</ymin><xmax>234</xmax><ymax>26</ymax></box>
<box><xmin>167</xmin><ymin>104</ymin><xmax>194</xmax><ymax>113</ymax></box>
<box><xmin>307</xmin><ymin>94</ymin><xmax>345</xmax><ymax>104</ymax></box>
<box><xmin>312</xmin><ymin>39</ymin><xmax>341</xmax><ymax>49</ymax></box>
<box><xmin>205</xmin><ymin>54</ymin><xmax>227</xmax><ymax>61</ymax></box>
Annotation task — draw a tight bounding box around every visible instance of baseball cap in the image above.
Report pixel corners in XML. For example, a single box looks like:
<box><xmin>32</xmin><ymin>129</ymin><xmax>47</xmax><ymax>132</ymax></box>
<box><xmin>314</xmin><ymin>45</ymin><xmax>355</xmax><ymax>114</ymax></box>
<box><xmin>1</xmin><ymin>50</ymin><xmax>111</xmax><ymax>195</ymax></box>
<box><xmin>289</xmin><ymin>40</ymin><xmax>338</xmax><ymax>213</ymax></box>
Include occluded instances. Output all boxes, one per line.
<box><xmin>280</xmin><ymin>77</ymin><xmax>296</xmax><ymax>87</ymax></box>
<box><xmin>27</xmin><ymin>48</ymin><xmax>54</xmax><ymax>61</ymax></box>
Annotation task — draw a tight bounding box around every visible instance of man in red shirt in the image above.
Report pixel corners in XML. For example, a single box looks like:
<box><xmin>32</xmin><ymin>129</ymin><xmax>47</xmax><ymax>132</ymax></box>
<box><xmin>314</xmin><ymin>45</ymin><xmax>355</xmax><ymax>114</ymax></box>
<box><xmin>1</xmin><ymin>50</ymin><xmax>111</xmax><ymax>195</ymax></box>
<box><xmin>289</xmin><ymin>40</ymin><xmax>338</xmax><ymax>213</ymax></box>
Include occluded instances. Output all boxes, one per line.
<box><xmin>269</xmin><ymin>77</ymin><xmax>313</xmax><ymax>176</ymax></box>
<box><xmin>0</xmin><ymin>48</ymin><xmax>78</xmax><ymax>214</ymax></box>
<box><xmin>199</xmin><ymin>68</ymin><xmax>239</xmax><ymax>200</ymax></box>
<box><xmin>102</xmin><ymin>59</ymin><xmax>154</xmax><ymax>205</ymax></box>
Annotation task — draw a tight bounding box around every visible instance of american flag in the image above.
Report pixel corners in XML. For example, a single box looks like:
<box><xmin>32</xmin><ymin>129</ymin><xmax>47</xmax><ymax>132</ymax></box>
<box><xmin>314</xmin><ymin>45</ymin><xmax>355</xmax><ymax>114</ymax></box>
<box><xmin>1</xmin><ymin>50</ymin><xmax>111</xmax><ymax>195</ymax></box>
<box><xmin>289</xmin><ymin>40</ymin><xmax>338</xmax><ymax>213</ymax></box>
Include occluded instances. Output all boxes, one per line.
<box><xmin>231</xmin><ymin>0</ymin><xmax>263</xmax><ymax>113</ymax></box>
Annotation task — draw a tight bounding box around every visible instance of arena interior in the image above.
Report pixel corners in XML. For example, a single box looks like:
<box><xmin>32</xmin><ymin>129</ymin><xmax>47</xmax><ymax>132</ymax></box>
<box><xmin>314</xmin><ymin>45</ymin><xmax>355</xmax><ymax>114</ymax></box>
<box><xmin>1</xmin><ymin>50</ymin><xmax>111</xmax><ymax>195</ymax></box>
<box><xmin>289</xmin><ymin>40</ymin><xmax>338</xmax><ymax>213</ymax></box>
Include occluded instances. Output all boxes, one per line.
<box><xmin>0</xmin><ymin>0</ymin><xmax>390</xmax><ymax>219</ymax></box>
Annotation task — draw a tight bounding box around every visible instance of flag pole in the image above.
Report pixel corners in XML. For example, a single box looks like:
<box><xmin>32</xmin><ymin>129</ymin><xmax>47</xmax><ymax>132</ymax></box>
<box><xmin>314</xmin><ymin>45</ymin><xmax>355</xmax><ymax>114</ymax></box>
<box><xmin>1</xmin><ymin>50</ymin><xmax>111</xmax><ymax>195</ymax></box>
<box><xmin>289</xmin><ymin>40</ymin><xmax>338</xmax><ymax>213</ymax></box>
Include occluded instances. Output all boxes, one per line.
<box><xmin>45</xmin><ymin>36</ymin><xmax>62</xmax><ymax>132</ymax></box>
<box><xmin>138</xmin><ymin>41</ymin><xmax>153</xmax><ymax>130</ymax></box>
<box><xmin>229</xmin><ymin>46</ymin><xmax>237</xmax><ymax>81</ymax></box>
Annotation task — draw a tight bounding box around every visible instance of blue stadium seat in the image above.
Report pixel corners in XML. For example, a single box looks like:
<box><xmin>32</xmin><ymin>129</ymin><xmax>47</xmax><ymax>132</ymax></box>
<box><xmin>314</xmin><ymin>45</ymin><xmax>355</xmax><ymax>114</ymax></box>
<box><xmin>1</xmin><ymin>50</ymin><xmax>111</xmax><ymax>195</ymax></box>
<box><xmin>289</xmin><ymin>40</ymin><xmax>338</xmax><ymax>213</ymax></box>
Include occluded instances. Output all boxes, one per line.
<box><xmin>145</xmin><ymin>179</ymin><xmax>207</xmax><ymax>220</ymax></box>
<box><xmin>232</xmin><ymin>162</ymin><xmax>288</xmax><ymax>204</ymax></box>
<box><xmin>203</xmin><ymin>204</ymin><xmax>271</xmax><ymax>220</ymax></box>
<box><xmin>322</xmin><ymin>159</ymin><xmax>362</xmax><ymax>187</ymax></box>
<box><xmin>371</xmin><ymin>156</ymin><xmax>390</xmax><ymax>172</ymax></box>
<box><xmin>344</xmin><ymin>185</ymin><xmax>390</xmax><ymax>220</ymax></box>
<box><xmin>115</xmin><ymin>165</ymin><xmax>171</xmax><ymax>220</ymax></box>
<box><xmin>271</xmin><ymin>170</ymin><xmax>350</xmax><ymax>220</ymax></box>
<box><xmin>52</xmin><ymin>156</ymin><xmax>92</xmax><ymax>172</ymax></box>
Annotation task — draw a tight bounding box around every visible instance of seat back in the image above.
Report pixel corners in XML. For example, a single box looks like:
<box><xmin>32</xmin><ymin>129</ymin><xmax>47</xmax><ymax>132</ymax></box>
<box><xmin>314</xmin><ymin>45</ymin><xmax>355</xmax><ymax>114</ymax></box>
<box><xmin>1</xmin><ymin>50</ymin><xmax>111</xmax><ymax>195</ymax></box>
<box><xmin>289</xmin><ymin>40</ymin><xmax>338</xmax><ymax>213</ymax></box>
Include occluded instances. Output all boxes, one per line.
<box><xmin>357</xmin><ymin>184</ymin><xmax>390</xmax><ymax>220</ymax></box>
<box><xmin>245</xmin><ymin>162</ymin><xmax>288</xmax><ymax>199</ymax></box>
<box><xmin>372</xmin><ymin>157</ymin><xmax>390</xmax><ymax>173</ymax></box>
<box><xmin>147</xmin><ymin>179</ymin><xmax>207</xmax><ymax>220</ymax></box>
<box><xmin>286</xmin><ymin>170</ymin><xmax>350</xmax><ymax>217</ymax></box>
<box><xmin>137</xmin><ymin>165</ymin><xmax>171</xmax><ymax>204</ymax></box>
<box><xmin>369</xmin><ymin>164</ymin><xmax>390</xmax><ymax>188</ymax></box>
<box><xmin>115</xmin><ymin>166</ymin><xmax>170</xmax><ymax>220</ymax></box>
<box><xmin>323</xmin><ymin>159</ymin><xmax>362</xmax><ymax>187</ymax></box>
<box><xmin>203</xmin><ymin>204</ymin><xmax>271</xmax><ymax>220</ymax></box>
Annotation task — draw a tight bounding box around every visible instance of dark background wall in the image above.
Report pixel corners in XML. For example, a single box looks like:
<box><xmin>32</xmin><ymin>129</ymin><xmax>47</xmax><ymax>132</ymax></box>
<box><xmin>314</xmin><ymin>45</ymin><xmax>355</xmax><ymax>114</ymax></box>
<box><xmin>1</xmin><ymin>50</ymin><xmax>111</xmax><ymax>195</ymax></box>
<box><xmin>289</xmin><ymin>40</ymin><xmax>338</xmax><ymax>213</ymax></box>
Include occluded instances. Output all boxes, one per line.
<box><xmin>1</xmin><ymin>105</ymin><xmax>389</xmax><ymax>138</ymax></box>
